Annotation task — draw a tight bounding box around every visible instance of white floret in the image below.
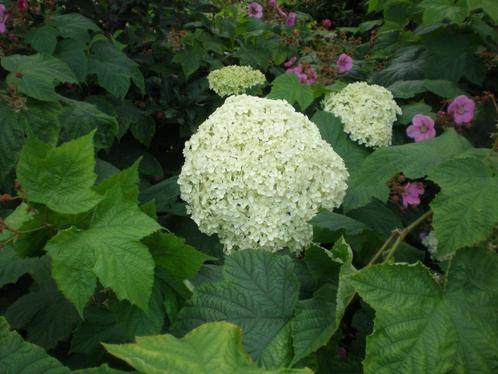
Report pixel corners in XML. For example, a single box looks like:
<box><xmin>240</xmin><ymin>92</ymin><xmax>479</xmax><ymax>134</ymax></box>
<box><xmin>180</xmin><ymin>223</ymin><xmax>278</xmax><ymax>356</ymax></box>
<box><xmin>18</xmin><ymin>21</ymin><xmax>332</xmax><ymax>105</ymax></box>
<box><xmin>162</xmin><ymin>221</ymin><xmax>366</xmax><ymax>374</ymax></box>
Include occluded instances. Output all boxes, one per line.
<box><xmin>207</xmin><ymin>65</ymin><xmax>266</xmax><ymax>97</ymax></box>
<box><xmin>322</xmin><ymin>82</ymin><xmax>402</xmax><ymax>148</ymax></box>
<box><xmin>178</xmin><ymin>95</ymin><xmax>349</xmax><ymax>254</ymax></box>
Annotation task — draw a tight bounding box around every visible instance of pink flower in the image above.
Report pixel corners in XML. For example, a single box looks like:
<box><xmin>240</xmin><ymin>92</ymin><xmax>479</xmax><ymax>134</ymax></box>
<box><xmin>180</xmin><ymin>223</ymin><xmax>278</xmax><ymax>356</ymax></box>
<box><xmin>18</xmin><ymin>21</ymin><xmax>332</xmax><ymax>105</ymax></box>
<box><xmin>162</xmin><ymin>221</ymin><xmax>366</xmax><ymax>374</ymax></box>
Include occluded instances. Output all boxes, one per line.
<box><xmin>322</xmin><ymin>19</ymin><xmax>332</xmax><ymax>29</ymax></box>
<box><xmin>286</xmin><ymin>12</ymin><xmax>297</xmax><ymax>26</ymax></box>
<box><xmin>286</xmin><ymin>64</ymin><xmax>317</xmax><ymax>85</ymax></box>
<box><xmin>268</xmin><ymin>0</ymin><xmax>277</xmax><ymax>7</ymax></box>
<box><xmin>447</xmin><ymin>95</ymin><xmax>475</xmax><ymax>125</ymax></box>
<box><xmin>17</xmin><ymin>0</ymin><xmax>28</xmax><ymax>12</ymax></box>
<box><xmin>401</xmin><ymin>182</ymin><xmax>424</xmax><ymax>208</ymax></box>
<box><xmin>248</xmin><ymin>2</ymin><xmax>263</xmax><ymax>19</ymax></box>
<box><xmin>0</xmin><ymin>5</ymin><xmax>8</xmax><ymax>34</ymax></box>
<box><xmin>283</xmin><ymin>56</ymin><xmax>297</xmax><ymax>68</ymax></box>
<box><xmin>336</xmin><ymin>53</ymin><xmax>353</xmax><ymax>73</ymax></box>
<box><xmin>406</xmin><ymin>114</ymin><xmax>436</xmax><ymax>142</ymax></box>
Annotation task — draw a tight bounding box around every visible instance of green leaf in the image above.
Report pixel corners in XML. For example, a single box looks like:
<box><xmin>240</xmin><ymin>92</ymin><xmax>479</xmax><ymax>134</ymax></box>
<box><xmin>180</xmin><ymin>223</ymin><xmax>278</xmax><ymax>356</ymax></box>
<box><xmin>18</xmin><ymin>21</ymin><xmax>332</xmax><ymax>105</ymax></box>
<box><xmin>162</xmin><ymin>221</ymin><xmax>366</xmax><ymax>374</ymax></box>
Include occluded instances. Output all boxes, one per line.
<box><xmin>268</xmin><ymin>74</ymin><xmax>315</xmax><ymax>111</ymax></box>
<box><xmin>95</xmin><ymin>160</ymin><xmax>140</xmax><ymax>202</ymax></box>
<box><xmin>398</xmin><ymin>102</ymin><xmax>432</xmax><ymax>125</ymax></box>
<box><xmin>48</xmin><ymin>13</ymin><xmax>100</xmax><ymax>40</ymax></box>
<box><xmin>73</xmin><ymin>364</ymin><xmax>130</xmax><ymax>374</ymax></box>
<box><xmin>45</xmin><ymin>186</ymin><xmax>160</xmax><ymax>316</ymax></box>
<box><xmin>387</xmin><ymin>80</ymin><xmax>426</xmax><ymax>99</ymax></box>
<box><xmin>144</xmin><ymin>232</ymin><xmax>215</xmax><ymax>280</ymax></box>
<box><xmin>17</xmin><ymin>132</ymin><xmax>102</xmax><ymax>214</ymax></box>
<box><xmin>0</xmin><ymin>246</ymin><xmax>37</xmax><ymax>287</ymax></box>
<box><xmin>55</xmin><ymin>39</ymin><xmax>89</xmax><ymax>82</ymax></box>
<box><xmin>388</xmin><ymin>80</ymin><xmax>465</xmax><ymax>99</ymax></box>
<box><xmin>89</xmin><ymin>41</ymin><xmax>143</xmax><ymax>99</ymax></box>
<box><xmin>172</xmin><ymin>45</ymin><xmax>204</xmax><ymax>78</ymax></box>
<box><xmin>60</xmin><ymin>99</ymin><xmax>119</xmax><ymax>149</ymax></box>
<box><xmin>5</xmin><ymin>256</ymin><xmax>80</xmax><ymax>350</ymax></box>
<box><xmin>26</xmin><ymin>25</ymin><xmax>59</xmax><ymax>54</ymax></box>
<box><xmin>105</xmin><ymin>321</ymin><xmax>312</xmax><ymax>374</ymax></box>
<box><xmin>0</xmin><ymin>316</ymin><xmax>70</xmax><ymax>373</ymax></box>
<box><xmin>311</xmin><ymin>211</ymin><xmax>368</xmax><ymax>236</ymax></box>
<box><xmin>419</xmin><ymin>0</ymin><xmax>467</xmax><ymax>25</ymax></box>
<box><xmin>468</xmin><ymin>0</ymin><xmax>498</xmax><ymax>22</ymax></box>
<box><xmin>2</xmin><ymin>54</ymin><xmax>77</xmax><ymax>101</ymax></box>
<box><xmin>422</xmin><ymin>80</ymin><xmax>465</xmax><ymax>98</ymax></box>
<box><xmin>373</xmin><ymin>47</ymin><xmax>429</xmax><ymax>86</ymax></box>
<box><xmin>429</xmin><ymin>158</ymin><xmax>498</xmax><ymax>256</ymax></box>
<box><xmin>0</xmin><ymin>102</ymin><xmax>26</xmax><ymax>183</ymax></box>
<box><xmin>139</xmin><ymin>176</ymin><xmax>181</xmax><ymax>214</ymax></box>
<box><xmin>130</xmin><ymin>116</ymin><xmax>155</xmax><ymax>146</ymax></box>
<box><xmin>21</xmin><ymin>100</ymin><xmax>62</xmax><ymax>145</ymax></box>
<box><xmin>344</xmin><ymin>129</ymin><xmax>472</xmax><ymax>210</ymax></box>
<box><xmin>173</xmin><ymin>250</ymin><xmax>299</xmax><ymax>368</ymax></box>
<box><xmin>291</xmin><ymin>238</ymin><xmax>356</xmax><ymax>364</ymax></box>
<box><xmin>351</xmin><ymin>247</ymin><xmax>498</xmax><ymax>374</ymax></box>
<box><xmin>311</xmin><ymin>111</ymin><xmax>369</xmax><ymax>176</ymax></box>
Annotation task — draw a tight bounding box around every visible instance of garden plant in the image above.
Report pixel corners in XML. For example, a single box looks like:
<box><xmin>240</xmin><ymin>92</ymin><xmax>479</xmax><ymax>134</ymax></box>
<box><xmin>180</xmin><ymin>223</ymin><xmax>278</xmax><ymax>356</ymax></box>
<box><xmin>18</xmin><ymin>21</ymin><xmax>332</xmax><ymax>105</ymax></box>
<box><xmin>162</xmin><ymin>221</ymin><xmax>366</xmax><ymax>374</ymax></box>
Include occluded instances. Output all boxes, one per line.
<box><xmin>0</xmin><ymin>0</ymin><xmax>497</xmax><ymax>373</ymax></box>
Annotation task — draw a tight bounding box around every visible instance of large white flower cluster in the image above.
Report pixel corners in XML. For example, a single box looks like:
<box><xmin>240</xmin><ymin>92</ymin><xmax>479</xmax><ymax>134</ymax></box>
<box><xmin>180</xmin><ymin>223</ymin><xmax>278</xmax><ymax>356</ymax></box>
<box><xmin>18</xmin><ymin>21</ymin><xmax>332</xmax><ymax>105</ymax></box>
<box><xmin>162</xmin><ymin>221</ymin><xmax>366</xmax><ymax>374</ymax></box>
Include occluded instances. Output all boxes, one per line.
<box><xmin>178</xmin><ymin>95</ymin><xmax>349</xmax><ymax>254</ymax></box>
<box><xmin>322</xmin><ymin>82</ymin><xmax>402</xmax><ymax>148</ymax></box>
<box><xmin>207</xmin><ymin>65</ymin><xmax>266</xmax><ymax>97</ymax></box>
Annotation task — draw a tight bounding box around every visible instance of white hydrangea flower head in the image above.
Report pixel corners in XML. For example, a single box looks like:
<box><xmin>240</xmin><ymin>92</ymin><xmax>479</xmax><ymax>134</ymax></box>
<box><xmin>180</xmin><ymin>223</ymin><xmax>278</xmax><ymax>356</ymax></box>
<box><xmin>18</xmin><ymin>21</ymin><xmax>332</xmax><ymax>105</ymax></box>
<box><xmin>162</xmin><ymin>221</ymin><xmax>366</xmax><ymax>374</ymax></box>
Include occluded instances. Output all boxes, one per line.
<box><xmin>178</xmin><ymin>95</ymin><xmax>349</xmax><ymax>254</ymax></box>
<box><xmin>322</xmin><ymin>81</ymin><xmax>402</xmax><ymax>148</ymax></box>
<box><xmin>207</xmin><ymin>65</ymin><xmax>266</xmax><ymax>97</ymax></box>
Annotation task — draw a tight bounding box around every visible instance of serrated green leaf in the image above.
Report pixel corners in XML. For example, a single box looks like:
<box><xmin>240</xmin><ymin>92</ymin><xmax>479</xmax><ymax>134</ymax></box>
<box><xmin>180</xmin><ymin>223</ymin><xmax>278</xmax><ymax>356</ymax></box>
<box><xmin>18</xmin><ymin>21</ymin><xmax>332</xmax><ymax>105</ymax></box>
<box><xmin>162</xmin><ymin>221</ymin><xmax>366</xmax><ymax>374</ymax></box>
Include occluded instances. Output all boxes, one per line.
<box><xmin>2</xmin><ymin>54</ymin><xmax>77</xmax><ymax>101</ymax></box>
<box><xmin>311</xmin><ymin>211</ymin><xmax>368</xmax><ymax>237</ymax></box>
<box><xmin>130</xmin><ymin>116</ymin><xmax>155</xmax><ymax>146</ymax></box>
<box><xmin>351</xmin><ymin>247</ymin><xmax>498</xmax><ymax>374</ymax></box>
<box><xmin>468</xmin><ymin>0</ymin><xmax>498</xmax><ymax>22</ymax></box>
<box><xmin>145</xmin><ymin>232</ymin><xmax>214</xmax><ymax>280</ymax></box>
<box><xmin>48</xmin><ymin>13</ymin><xmax>100</xmax><ymax>40</ymax></box>
<box><xmin>429</xmin><ymin>158</ymin><xmax>498</xmax><ymax>256</ymax></box>
<box><xmin>139</xmin><ymin>176</ymin><xmax>181</xmax><ymax>214</ymax></box>
<box><xmin>21</xmin><ymin>100</ymin><xmax>62</xmax><ymax>145</ymax></box>
<box><xmin>172</xmin><ymin>45</ymin><xmax>204</xmax><ymax>78</ymax></box>
<box><xmin>17</xmin><ymin>132</ymin><xmax>102</xmax><ymax>214</ymax></box>
<box><xmin>60</xmin><ymin>99</ymin><xmax>119</xmax><ymax>149</ymax></box>
<box><xmin>291</xmin><ymin>239</ymin><xmax>356</xmax><ymax>364</ymax></box>
<box><xmin>0</xmin><ymin>102</ymin><xmax>26</xmax><ymax>183</ymax></box>
<box><xmin>95</xmin><ymin>160</ymin><xmax>140</xmax><ymax>202</ymax></box>
<box><xmin>173</xmin><ymin>250</ymin><xmax>299</xmax><ymax>368</ymax></box>
<box><xmin>268</xmin><ymin>74</ymin><xmax>315</xmax><ymax>111</ymax></box>
<box><xmin>0</xmin><ymin>316</ymin><xmax>70</xmax><ymax>373</ymax></box>
<box><xmin>105</xmin><ymin>321</ymin><xmax>312</xmax><ymax>374</ymax></box>
<box><xmin>46</xmin><ymin>188</ymin><xmax>159</xmax><ymax>315</ymax></box>
<box><xmin>73</xmin><ymin>364</ymin><xmax>130</xmax><ymax>374</ymax></box>
<box><xmin>419</xmin><ymin>0</ymin><xmax>467</xmax><ymax>25</ymax></box>
<box><xmin>26</xmin><ymin>25</ymin><xmax>59</xmax><ymax>54</ymax></box>
<box><xmin>344</xmin><ymin>129</ymin><xmax>472</xmax><ymax>210</ymax></box>
<box><xmin>89</xmin><ymin>41</ymin><xmax>143</xmax><ymax>99</ymax></box>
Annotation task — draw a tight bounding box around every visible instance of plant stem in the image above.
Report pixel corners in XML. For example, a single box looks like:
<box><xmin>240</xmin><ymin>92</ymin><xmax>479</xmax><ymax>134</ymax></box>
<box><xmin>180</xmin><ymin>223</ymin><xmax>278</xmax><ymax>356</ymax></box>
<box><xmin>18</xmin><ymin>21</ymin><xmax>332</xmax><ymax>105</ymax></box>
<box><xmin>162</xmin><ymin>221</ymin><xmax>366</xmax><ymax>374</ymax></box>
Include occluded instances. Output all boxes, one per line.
<box><xmin>366</xmin><ymin>231</ymin><xmax>397</xmax><ymax>266</ymax></box>
<box><xmin>383</xmin><ymin>210</ymin><xmax>432</xmax><ymax>262</ymax></box>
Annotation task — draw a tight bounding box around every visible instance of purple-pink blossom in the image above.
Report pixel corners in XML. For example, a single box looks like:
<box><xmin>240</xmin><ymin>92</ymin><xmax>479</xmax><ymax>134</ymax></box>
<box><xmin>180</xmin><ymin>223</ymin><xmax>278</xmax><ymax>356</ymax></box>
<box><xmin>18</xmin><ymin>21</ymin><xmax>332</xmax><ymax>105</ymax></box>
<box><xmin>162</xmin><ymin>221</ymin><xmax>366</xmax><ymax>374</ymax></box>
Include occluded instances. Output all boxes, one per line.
<box><xmin>248</xmin><ymin>2</ymin><xmax>263</xmax><ymax>19</ymax></box>
<box><xmin>17</xmin><ymin>0</ymin><xmax>28</xmax><ymax>12</ymax></box>
<box><xmin>284</xmin><ymin>56</ymin><xmax>297</xmax><ymax>68</ymax></box>
<box><xmin>401</xmin><ymin>182</ymin><xmax>424</xmax><ymax>208</ymax></box>
<box><xmin>286</xmin><ymin>64</ymin><xmax>317</xmax><ymax>85</ymax></box>
<box><xmin>268</xmin><ymin>0</ymin><xmax>277</xmax><ymax>7</ymax></box>
<box><xmin>322</xmin><ymin>19</ymin><xmax>332</xmax><ymax>29</ymax></box>
<box><xmin>0</xmin><ymin>4</ymin><xmax>8</xmax><ymax>34</ymax></box>
<box><xmin>447</xmin><ymin>95</ymin><xmax>475</xmax><ymax>125</ymax></box>
<box><xmin>406</xmin><ymin>114</ymin><xmax>436</xmax><ymax>142</ymax></box>
<box><xmin>336</xmin><ymin>53</ymin><xmax>353</xmax><ymax>74</ymax></box>
<box><xmin>286</xmin><ymin>12</ymin><xmax>297</xmax><ymax>26</ymax></box>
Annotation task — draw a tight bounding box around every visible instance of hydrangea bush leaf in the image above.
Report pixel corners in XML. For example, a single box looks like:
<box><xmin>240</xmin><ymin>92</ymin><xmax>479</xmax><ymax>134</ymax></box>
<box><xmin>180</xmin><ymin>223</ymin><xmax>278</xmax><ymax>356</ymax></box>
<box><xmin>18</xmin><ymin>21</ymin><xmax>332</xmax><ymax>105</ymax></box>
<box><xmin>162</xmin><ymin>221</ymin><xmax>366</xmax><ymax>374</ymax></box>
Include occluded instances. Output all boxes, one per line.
<box><xmin>0</xmin><ymin>316</ymin><xmax>70</xmax><ymax>374</ymax></box>
<box><xmin>291</xmin><ymin>238</ymin><xmax>356</xmax><ymax>364</ymax></box>
<box><xmin>173</xmin><ymin>250</ymin><xmax>299</xmax><ymax>368</ymax></box>
<box><xmin>429</xmin><ymin>157</ymin><xmax>498</xmax><ymax>256</ymax></box>
<box><xmin>104</xmin><ymin>322</ymin><xmax>312</xmax><ymax>374</ymax></box>
<box><xmin>351</xmin><ymin>247</ymin><xmax>498</xmax><ymax>374</ymax></box>
<box><xmin>16</xmin><ymin>131</ymin><xmax>102</xmax><ymax>215</ymax></box>
<box><xmin>268</xmin><ymin>74</ymin><xmax>315</xmax><ymax>111</ymax></box>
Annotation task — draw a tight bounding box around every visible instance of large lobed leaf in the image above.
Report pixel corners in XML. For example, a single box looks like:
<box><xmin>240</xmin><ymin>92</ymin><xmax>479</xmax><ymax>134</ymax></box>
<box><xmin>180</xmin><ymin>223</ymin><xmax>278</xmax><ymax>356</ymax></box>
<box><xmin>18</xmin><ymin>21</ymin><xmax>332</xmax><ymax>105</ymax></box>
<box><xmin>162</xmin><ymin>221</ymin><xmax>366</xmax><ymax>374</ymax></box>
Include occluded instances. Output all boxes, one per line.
<box><xmin>429</xmin><ymin>157</ymin><xmax>498</xmax><ymax>256</ymax></box>
<box><xmin>173</xmin><ymin>250</ymin><xmax>299</xmax><ymax>368</ymax></box>
<box><xmin>17</xmin><ymin>131</ymin><xmax>102</xmax><ymax>215</ymax></box>
<box><xmin>352</xmin><ymin>247</ymin><xmax>498</xmax><ymax>374</ymax></box>
<box><xmin>0</xmin><ymin>316</ymin><xmax>70</xmax><ymax>373</ymax></box>
<box><xmin>268</xmin><ymin>74</ymin><xmax>315</xmax><ymax>111</ymax></box>
<box><xmin>104</xmin><ymin>321</ymin><xmax>312</xmax><ymax>374</ymax></box>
